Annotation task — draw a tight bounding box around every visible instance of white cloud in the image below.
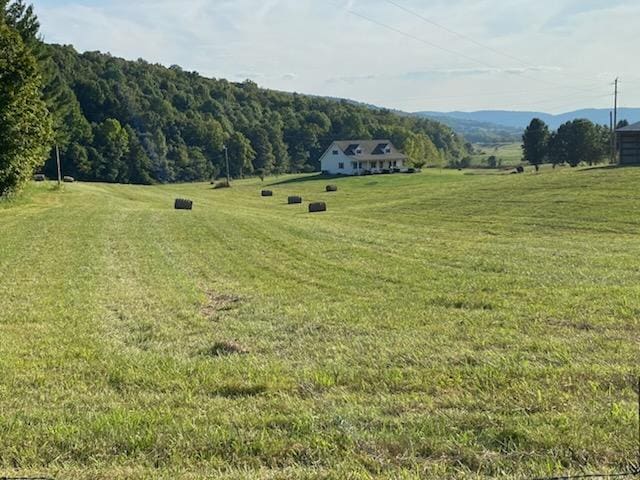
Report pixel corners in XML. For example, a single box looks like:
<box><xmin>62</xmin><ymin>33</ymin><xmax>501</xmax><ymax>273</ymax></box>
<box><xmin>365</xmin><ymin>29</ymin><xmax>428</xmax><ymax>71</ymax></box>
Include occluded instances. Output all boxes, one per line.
<box><xmin>33</xmin><ymin>0</ymin><xmax>640</xmax><ymax>113</ymax></box>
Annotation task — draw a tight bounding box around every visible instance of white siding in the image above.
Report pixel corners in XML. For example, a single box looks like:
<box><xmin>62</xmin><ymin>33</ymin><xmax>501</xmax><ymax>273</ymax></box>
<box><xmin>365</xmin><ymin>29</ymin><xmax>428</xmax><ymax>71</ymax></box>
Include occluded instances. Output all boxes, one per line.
<box><xmin>320</xmin><ymin>143</ymin><xmax>357</xmax><ymax>175</ymax></box>
<box><xmin>319</xmin><ymin>142</ymin><xmax>408</xmax><ymax>175</ymax></box>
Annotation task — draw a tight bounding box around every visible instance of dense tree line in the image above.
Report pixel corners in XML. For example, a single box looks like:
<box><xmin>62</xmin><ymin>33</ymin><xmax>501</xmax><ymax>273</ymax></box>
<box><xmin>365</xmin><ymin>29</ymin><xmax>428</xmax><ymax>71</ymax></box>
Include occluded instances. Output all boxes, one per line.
<box><xmin>0</xmin><ymin>0</ymin><xmax>52</xmax><ymax>195</ymax></box>
<box><xmin>522</xmin><ymin>118</ymin><xmax>615</xmax><ymax>168</ymax></box>
<box><xmin>0</xmin><ymin>2</ymin><xmax>471</xmax><ymax>189</ymax></box>
<box><xmin>39</xmin><ymin>46</ymin><xmax>470</xmax><ymax>184</ymax></box>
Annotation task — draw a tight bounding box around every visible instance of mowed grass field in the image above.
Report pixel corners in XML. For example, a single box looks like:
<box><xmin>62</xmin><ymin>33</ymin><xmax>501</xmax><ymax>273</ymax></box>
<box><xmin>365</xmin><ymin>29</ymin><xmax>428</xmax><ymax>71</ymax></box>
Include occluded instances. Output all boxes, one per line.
<box><xmin>472</xmin><ymin>143</ymin><xmax>523</xmax><ymax>167</ymax></box>
<box><xmin>1</xmin><ymin>168</ymin><xmax>639</xmax><ymax>479</ymax></box>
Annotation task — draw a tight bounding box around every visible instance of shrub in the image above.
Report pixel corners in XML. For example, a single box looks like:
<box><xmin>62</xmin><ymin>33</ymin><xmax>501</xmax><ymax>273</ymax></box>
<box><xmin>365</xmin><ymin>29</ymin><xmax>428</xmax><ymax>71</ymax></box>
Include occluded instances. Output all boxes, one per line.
<box><xmin>63</xmin><ymin>176</ymin><xmax>75</xmax><ymax>183</ymax></box>
<box><xmin>302</xmin><ymin>164</ymin><xmax>316</xmax><ymax>173</ymax></box>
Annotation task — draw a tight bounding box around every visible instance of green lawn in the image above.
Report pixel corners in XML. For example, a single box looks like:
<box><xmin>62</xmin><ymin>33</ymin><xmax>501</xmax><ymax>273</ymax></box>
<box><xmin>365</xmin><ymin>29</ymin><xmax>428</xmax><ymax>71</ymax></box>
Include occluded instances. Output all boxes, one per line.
<box><xmin>472</xmin><ymin>142</ymin><xmax>523</xmax><ymax>167</ymax></box>
<box><xmin>1</xmin><ymin>168</ymin><xmax>639</xmax><ymax>479</ymax></box>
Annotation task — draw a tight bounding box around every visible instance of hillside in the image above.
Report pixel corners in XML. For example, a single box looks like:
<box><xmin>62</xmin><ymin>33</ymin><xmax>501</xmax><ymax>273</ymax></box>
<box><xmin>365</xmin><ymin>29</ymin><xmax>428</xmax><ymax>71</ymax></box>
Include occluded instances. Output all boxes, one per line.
<box><xmin>1</xmin><ymin>169</ymin><xmax>638</xmax><ymax>479</ymax></box>
<box><xmin>39</xmin><ymin>44</ymin><xmax>468</xmax><ymax>184</ymax></box>
<box><xmin>412</xmin><ymin>114</ymin><xmax>523</xmax><ymax>143</ymax></box>
<box><xmin>417</xmin><ymin>108</ymin><xmax>640</xmax><ymax>130</ymax></box>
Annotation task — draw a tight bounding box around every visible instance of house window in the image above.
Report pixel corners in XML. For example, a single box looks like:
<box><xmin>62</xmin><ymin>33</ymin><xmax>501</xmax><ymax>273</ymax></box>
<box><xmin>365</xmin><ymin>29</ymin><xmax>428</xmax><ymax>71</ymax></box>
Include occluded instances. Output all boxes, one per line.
<box><xmin>332</xmin><ymin>150</ymin><xmax>339</xmax><ymax>155</ymax></box>
<box><xmin>351</xmin><ymin>162</ymin><xmax>357</xmax><ymax>169</ymax></box>
<box><xmin>385</xmin><ymin>148</ymin><xmax>391</xmax><ymax>153</ymax></box>
<box><xmin>356</xmin><ymin>149</ymin><xmax>362</xmax><ymax>154</ymax></box>
<box><xmin>358</xmin><ymin>162</ymin><xmax>363</xmax><ymax>169</ymax></box>
<box><xmin>338</xmin><ymin>162</ymin><xmax>344</xmax><ymax>169</ymax></box>
<box><xmin>393</xmin><ymin>161</ymin><xmax>397</xmax><ymax>167</ymax></box>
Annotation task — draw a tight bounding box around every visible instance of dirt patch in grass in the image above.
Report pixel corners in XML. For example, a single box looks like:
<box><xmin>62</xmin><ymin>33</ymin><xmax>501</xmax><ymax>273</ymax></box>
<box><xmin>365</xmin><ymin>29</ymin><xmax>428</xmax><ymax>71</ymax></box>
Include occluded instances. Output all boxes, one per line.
<box><xmin>213</xmin><ymin>383</ymin><xmax>267</xmax><ymax>398</ymax></box>
<box><xmin>547</xmin><ymin>317</ymin><xmax>601</xmax><ymax>332</ymax></box>
<box><xmin>203</xmin><ymin>341</ymin><xmax>249</xmax><ymax>357</ymax></box>
<box><xmin>202</xmin><ymin>290</ymin><xmax>242</xmax><ymax>319</ymax></box>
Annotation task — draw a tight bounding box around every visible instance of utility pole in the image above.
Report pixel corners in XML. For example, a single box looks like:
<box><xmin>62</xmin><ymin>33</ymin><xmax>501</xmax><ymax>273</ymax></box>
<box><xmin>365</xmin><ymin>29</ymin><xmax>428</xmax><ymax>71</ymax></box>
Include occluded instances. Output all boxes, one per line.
<box><xmin>613</xmin><ymin>78</ymin><xmax>619</xmax><ymax>164</ymax></box>
<box><xmin>55</xmin><ymin>144</ymin><xmax>62</xmax><ymax>186</ymax></box>
<box><xmin>610</xmin><ymin>111</ymin><xmax>615</xmax><ymax>164</ymax></box>
<box><xmin>223</xmin><ymin>145</ymin><xmax>231</xmax><ymax>184</ymax></box>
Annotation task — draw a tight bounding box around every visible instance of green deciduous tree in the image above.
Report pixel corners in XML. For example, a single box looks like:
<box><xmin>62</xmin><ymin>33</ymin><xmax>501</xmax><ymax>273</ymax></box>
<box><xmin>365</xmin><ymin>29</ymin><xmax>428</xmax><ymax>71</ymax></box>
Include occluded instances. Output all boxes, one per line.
<box><xmin>226</xmin><ymin>131</ymin><xmax>255</xmax><ymax>178</ymax></box>
<box><xmin>522</xmin><ymin>118</ymin><xmax>549</xmax><ymax>170</ymax></box>
<box><xmin>0</xmin><ymin>19</ymin><xmax>52</xmax><ymax>196</ymax></box>
<box><xmin>549</xmin><ymin>119</ymin><xmax>608</xmax><ymax>167</ymax></box>
<box><xmin>92</xmin><ymin>118</ymin><xmax>129</xmax><ymax>182</ymax></box>
<box><xmin>2</xmin><ymin>0</ymin><xmax>471</xmax><ymax>185</ymax></box>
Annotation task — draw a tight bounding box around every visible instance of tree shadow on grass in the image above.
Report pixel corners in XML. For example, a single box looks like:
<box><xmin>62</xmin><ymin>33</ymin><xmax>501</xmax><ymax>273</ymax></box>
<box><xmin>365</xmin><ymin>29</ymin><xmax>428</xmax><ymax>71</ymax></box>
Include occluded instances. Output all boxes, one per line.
<box><xmin>576</xmin><ymin>164</ymin><xmax>638</xmax><ymax>173</ymax></box>
<box><xmin>266</xmin><ymin>174</ymin><xmax>348</xmax><ymax>186</ymax></box>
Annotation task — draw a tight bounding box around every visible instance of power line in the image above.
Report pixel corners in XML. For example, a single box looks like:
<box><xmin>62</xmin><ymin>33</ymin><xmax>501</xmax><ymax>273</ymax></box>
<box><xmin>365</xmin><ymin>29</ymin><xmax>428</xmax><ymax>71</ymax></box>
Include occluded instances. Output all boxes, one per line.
<box><xmin>343</xmin><ymin>7</ymin><xmax>499</xmax><ymax>71</ymax></box>
<box><xmin>334</xmin><ymin>1</ymin><xmax>608</xmax><ymax>96</ymax></box>
<box><xmin>382</xmin><ymin>0</ymin><xmax>535</xmax><ymax>68</ymax></box>
<box><xmin>380</xmin><ymin>0</ymin><xmax>601</xmax><ymax>93</ymax></box>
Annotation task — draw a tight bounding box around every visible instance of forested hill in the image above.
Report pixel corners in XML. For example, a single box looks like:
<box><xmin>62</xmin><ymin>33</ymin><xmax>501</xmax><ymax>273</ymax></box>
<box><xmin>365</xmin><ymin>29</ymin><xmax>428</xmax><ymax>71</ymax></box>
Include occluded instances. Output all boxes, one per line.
<box><xmin>42</xmin><ymin>44</ymin><xmax>469</xmax><ymax>184</ymax></box>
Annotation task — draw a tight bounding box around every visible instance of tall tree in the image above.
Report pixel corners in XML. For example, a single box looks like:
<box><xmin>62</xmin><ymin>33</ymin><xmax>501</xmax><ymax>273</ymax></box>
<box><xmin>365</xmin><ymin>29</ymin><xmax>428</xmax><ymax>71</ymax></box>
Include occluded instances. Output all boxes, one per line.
<box><xmin>226</xmin><ymin>131</ymin><xmax>255</xmax><ymax>178</ymax></box>
<box><xmin>249</xmin><ymin>128</ymin><xmax>275</xmax><ymax>175</ymax></box>
<box><xmin>0</xmin><ymin>19</ymin><xmax>52</xmax><ymax>196</ymax></box>
<box><xmin>522</xmin><ymin>118</ymin><xmax>550</xmax><ymax>170</ymax></box>
<box><xmin>92</xmin><ymin>118</ymin><xmax>129</xmax><ymax>182</ymax></box>
<box><xmin>549</xmin><ymin>119</ymin><xmax>607</xmax><ymax>167</ymax></box>
<box><xmin>2</xmin><ymin>0</ymin><xmax>40</xmax><ymax>46</ymax></box>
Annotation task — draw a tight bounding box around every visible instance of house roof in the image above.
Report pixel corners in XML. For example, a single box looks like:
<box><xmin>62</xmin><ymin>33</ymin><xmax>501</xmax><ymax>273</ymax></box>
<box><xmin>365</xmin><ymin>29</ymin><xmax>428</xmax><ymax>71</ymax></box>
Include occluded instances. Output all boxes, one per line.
<box><xmin>616</xmin><ymin>121</ymin><xmax>640</xmax><ymax>132</ymax></box>
<box><xmin>331</xmin><ymin>139</ymin><xmax>407</xmax><ymax>161</ymax></box>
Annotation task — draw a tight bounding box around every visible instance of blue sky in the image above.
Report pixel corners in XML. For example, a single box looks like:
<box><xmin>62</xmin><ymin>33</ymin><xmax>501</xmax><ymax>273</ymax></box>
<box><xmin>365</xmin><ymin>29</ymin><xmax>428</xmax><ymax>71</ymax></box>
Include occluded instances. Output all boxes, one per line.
<box><xmin>33</xmin><ymin>0</ymin><xmax>640</xmax><ymax>113</ymax></box>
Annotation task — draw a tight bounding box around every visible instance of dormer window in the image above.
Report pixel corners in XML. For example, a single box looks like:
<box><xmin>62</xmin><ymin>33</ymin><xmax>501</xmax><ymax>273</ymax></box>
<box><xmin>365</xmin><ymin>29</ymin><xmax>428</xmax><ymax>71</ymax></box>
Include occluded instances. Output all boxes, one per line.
<box><xmin>332</xmin><ymin>150</ymin><xmax>339</xmax><ymax>155</ymax></box>
<box><xmin>385</xmin><ymin>147</ymin><xmax>391</xmax><ymax>153</ymax></box>
<box><xmin>356</xmin><ymin>148</ymin><xmax>362</xmax><ymax>155</ymax></box>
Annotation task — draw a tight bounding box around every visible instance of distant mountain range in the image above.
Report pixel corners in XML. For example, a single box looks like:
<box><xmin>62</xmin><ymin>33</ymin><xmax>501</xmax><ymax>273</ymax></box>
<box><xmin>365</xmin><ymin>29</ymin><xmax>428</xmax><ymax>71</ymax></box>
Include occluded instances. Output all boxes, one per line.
<box><xmin>410</xmin><ymin>115</ymin><xmax>523</xmax><ymax>144</ymax></box>
<box><xmin>415</xmin><ymin>108</ymin><xmax>640</xmax><ymax>132</ymax></box>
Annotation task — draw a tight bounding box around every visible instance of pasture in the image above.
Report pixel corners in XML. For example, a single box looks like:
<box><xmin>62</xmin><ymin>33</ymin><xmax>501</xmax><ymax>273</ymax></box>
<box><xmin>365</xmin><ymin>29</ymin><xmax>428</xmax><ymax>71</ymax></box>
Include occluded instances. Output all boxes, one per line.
<box><xmin>0</xmin><ymin>168</ymin><xmax>639</xmax><ymax>479</ymax></box>
<box><xmin>472</xmin><ymin>142</ymin><xmax>523</xmax><ymax>167</ymax></box>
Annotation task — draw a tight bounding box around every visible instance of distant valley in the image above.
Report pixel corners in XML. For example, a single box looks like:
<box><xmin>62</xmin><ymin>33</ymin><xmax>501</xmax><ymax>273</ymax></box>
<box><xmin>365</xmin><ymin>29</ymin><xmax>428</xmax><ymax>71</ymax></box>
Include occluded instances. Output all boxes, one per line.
<box><xmin>416</xmin><ymin>108</ymin><xmax>640</xmax><ymax>135</ymax></box>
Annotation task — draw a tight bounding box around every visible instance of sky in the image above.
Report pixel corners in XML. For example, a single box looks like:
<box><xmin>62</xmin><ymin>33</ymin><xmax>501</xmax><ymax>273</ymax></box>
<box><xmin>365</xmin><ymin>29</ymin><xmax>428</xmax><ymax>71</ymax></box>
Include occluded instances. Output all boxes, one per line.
<box><xmin>32</xmin><ymin>0</ymin><xmax>640</xmax><ymax>113</ymax></box>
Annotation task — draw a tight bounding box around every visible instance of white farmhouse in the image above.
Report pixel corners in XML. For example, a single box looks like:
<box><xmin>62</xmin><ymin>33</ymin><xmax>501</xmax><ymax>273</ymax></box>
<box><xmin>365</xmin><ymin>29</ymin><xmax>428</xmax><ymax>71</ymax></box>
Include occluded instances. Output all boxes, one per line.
<box><xmin>319</xmin><ymin>140</ymin><xmax>408</xmax><ymax>175</ymax></box>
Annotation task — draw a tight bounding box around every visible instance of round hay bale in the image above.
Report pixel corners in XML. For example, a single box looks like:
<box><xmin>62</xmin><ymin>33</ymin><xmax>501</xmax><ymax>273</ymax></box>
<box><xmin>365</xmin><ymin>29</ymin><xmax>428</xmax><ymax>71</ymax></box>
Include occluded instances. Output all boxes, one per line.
<box><xmin>33</xmin><ymin>174</ymin><xmax>46</xmax><ymax>182</ymax></box>
<box><xmin>309</xmin><ymin>202</ymin><xmax>327</xmax><ymax>213</ymax></box>
<box><xmin>261</xmin><ymin>190</ymin><xmax>273</xmax><ymax>197</ymax></box>
<box><xmin>288</xmin><ymin>196</ymin><xmax>302</xmax><ymax>204</ymax></box>
<box><xmin>63</xmin><ymin>176</ymin><xmax>75</xmax><ymax>183</ymax></box>
<box><xmin>174</xmin><ymin>198</ymin><xmax>193</xmax><ymax>210</ymax></box>
<box><xmin>214</xmin><ymin>180</ymin><xmax>230</xmax><ymax>189</ymax></box>
<box><xmin>326</xmin><ymin>185</ymin><xmax>338</xmax><ymax>192</ymax></box>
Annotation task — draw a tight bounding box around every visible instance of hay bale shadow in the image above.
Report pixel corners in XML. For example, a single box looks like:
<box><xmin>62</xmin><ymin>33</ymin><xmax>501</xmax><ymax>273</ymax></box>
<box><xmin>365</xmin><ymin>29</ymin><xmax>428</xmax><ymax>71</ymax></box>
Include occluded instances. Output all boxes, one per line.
<box><xmin>214</xmin><ymin>383</ymin><xmax>267</xmax><ymax>398</ymax></box>
<box><xmin>203</xmin><ymin>341</ymin><xmax>249</xmax><ymax>357</ymax></box>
